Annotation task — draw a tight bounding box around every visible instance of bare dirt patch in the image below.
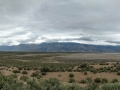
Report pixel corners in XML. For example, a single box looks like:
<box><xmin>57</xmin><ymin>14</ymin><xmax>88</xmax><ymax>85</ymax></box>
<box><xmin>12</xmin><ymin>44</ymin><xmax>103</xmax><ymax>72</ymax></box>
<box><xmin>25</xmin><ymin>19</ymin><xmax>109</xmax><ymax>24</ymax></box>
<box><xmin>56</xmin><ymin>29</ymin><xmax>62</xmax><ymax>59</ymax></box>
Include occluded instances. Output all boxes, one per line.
<box><xmin>1</xmin><ymin>70</ymin><xmax>12</xmax><ymax>76</ymax></box>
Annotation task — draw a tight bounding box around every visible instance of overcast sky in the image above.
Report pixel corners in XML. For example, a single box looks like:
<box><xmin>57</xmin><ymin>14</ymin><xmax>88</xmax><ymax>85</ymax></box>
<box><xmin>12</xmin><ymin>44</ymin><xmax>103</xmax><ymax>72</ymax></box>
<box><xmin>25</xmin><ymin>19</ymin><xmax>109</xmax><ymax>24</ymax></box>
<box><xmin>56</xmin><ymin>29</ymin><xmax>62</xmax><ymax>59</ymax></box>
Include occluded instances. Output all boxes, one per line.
<box><xmin>0</xmin><ymin>0</ymin><xmax>120</xmax><ymax>46</ymax></box>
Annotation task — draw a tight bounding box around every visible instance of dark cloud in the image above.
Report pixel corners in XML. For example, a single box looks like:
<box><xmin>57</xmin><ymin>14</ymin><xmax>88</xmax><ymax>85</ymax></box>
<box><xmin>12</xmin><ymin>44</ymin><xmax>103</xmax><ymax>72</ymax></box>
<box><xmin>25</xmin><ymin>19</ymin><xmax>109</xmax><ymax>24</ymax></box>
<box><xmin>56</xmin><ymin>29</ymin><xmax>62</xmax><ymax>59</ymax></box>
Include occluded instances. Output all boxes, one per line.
<box><xmin>0</xmin><ymin>0</ymin><xmax>120</xmax><ymax>45</ymax></box>
<box><xmin>106</xmin><ymin>40</ymin><xmax>120</xmax><ymax>45</ymax></box>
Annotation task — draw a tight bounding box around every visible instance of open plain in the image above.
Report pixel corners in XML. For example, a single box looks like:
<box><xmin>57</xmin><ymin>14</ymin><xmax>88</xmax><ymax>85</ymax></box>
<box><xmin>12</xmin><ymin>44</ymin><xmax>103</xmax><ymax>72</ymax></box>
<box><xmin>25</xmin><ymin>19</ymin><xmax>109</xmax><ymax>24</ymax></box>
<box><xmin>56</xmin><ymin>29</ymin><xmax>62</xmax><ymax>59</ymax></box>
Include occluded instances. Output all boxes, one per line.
<box><xmin>1</xmin><ymin>52</ymin><xmax>120</xmax><ymax>89</ymax></box>
<box><xmin>0</xmin><ymin>52</ymin><xmax>120</xmax><ymax>85</ymax></box>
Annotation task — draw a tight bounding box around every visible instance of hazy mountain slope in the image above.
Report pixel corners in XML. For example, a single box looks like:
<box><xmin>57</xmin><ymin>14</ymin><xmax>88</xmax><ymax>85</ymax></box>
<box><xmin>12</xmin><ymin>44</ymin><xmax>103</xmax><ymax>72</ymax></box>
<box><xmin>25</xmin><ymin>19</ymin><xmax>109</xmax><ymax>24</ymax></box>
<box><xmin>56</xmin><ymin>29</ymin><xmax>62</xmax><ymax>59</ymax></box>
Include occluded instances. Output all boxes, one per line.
<box><xmin>0</xmin><ymin>42</ymin><xmax>120</xmax><ymax>52</ymax></box>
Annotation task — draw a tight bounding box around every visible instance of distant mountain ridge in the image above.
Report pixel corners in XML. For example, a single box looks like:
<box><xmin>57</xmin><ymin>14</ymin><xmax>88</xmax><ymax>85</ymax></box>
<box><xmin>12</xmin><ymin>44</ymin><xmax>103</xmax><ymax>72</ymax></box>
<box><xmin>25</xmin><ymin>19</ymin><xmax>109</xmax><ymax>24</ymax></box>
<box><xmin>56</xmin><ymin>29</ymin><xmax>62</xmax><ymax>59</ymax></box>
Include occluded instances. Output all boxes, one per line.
<box><xmin>0</xmin><ymin>42</ymin><xmax>120</xmax><ymax>52</ymax></box>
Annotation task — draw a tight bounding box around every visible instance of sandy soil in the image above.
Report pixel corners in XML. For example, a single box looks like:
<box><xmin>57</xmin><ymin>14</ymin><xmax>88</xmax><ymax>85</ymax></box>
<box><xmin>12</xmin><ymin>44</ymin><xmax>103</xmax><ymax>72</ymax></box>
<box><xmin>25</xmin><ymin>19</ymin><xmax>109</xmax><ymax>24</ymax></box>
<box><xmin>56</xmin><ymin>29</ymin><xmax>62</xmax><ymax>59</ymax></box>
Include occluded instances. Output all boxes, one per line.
<box><xmin>43</xmin><ymin>72</ymin><xmax>120</xmax><ymax>83</ymax></box>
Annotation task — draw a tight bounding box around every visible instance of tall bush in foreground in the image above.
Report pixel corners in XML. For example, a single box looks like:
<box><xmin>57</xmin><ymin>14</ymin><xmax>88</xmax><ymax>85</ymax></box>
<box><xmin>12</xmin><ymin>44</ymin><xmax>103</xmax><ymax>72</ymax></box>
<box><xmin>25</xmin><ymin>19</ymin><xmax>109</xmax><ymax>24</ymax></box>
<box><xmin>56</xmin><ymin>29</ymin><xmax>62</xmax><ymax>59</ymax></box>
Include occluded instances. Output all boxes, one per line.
<box><xmin>86</xmin><ymin>83</ymin><xmax>99</xmax><ymax>90</ymax></box>
<box><xmin>39</xmin><ymin>78</ymin><xmax>64</xmax><ymax>90</ymax></box>
<box><xmin>111</xmin><ymin>79</ymin><xmax>118</xmax><ymax>83</ymax></box>
<box><xmin>101</xmin><ymin>83</ymin><xmax>120</xmax><ymax>90</ymax></box>
<box><xmin>65</xmin><ymin>84</ymin><xmax>82</xmax><ymax>90</ymax></box>
<box><xmin>0</xmin><ymin>74</ymin><xmax>26</xmax><ymax>90</ymax></box>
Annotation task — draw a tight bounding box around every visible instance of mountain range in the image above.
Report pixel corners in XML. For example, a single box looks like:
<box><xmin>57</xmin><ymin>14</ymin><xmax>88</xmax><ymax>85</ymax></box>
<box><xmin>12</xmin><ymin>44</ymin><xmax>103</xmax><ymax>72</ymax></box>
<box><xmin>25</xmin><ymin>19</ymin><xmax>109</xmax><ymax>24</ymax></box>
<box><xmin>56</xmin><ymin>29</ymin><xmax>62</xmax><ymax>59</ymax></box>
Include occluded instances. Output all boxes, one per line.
<box><xmin>0</xmin><ymin>42</ymin><xmax>120</xmax><ymax>52</ymax></box>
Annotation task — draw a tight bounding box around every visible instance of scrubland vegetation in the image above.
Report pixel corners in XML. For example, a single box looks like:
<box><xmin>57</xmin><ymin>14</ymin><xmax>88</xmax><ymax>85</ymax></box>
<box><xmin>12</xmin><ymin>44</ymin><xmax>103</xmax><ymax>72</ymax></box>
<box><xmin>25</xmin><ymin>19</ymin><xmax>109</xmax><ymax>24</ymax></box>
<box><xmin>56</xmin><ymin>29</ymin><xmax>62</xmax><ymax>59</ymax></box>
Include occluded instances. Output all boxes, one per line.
<box><xmin>0</xmin><ymin>52</ymin><xmax>120</xmax><ymax>90</ymax></box>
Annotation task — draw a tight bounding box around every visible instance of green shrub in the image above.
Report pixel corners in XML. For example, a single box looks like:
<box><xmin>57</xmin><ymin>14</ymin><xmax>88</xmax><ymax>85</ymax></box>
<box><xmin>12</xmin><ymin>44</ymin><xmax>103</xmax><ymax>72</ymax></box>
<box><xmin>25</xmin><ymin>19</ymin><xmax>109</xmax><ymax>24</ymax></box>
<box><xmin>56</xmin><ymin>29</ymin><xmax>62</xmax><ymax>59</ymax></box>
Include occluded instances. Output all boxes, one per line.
<box><xmin>86</xmin><ymin>83</ymin><xmax>99</xmax><ymax>90</ymax></box>
<box><xmin>69</xmin><ymin>78</ymin><xmax>75</xmax><ymax>83</ymax></box>
<box><xmin>67</xmin><ymin>68</ymin><xmax>72</xmax><ymax>72</ymax></box>
<box><xmin>41</xmin><ymin>72</ymin><xmax>46</xmax><ymax>76</ymax></box>
<box><xmin>80</xmin><ymin>63</ymin><xmax>87</xmax><ymax>68</ymax></box>
<box><xmin>20</xmin><ymin>75</ymin><xmax>28</xmax><ymax>81</ymax></box>
<box><xmin>66</xmin><ymin>84</ymin><xmax>82</xmax><ymax>90</ymax></box>
<box><xmin>0</xmin><ymin>74</ymin><xmax>25</xmax><ymax>90</ymax></box>
<box><xmin>13</xmin><ymin>70</ymin><xmax>20</xmax><ymax>73</ymax></box>
<box><xmin>101</xmin><ymin>83</ymin><xmax>120</xmax><ymax>90</ymax></box>
<box><xmin>41</xmin><ymin>67</ymin><xmax>49</xmax><ymax>72</ymax></box>
<box><xmin>27</xmin><ymin>79</ymin><xmax>39</xmax><ymax>89</ymax></box>
<box><xmin>116</xmin><ymin>66</ymin><xmax>120</xmax><ymax>70</ymax></box>
<box><xmin>92</xmin><ymin>69</ymin><xmax>97</xmax><ymax>74</ymax></box>
<box><xmin>86</xmin><ymin>77</ymin><xmax>93</xmax><ymax>84</ymax></box>
<box><xmin>22</xmin><ymin>71</ymin><xmax>28</xmax><ymax>74</ymax></box>
<box><xmin>40</xmin><ymin>78</ymin><xmax>64</xmax><ymax>90</ymax></box>
<box><xmin>111</xmin><ymin>79</ymin><xmax>118</xmax><ymax>83</ymax></box>
<box><xmin>33</xmin><ymin>67</ymin><xmax>38</xmax><ymax>70</ymax></box>
<box><xmin>10</xmin><ymin>74</ymin><xmax>17</xmax><ymax>78</ymax></box>
<box><xmin>18</xmin><ymin>67</ymin><xmax>23</xmax><ymax>70</ymax></box>
<box><xmin>106</xmin><ymin>63</ymin><xmax>109</xmax><ymax>65</ymax></box>
<box><xmin>80</xmin><ymin>79</ymin><xmax>86</xmax><ymax>84</ymax></box>
<box><xmin>99</xmin><ymin>63</ymin><xmax>105</xmax><ymax>65</ymax></box>
<box><xmin>69</xmin><ymin>74</ymin><xmax>74</xmax><ymax>78</ymax></box>
<box><xmin>31</xmin><ymin>72</ymin><xmax>39</xmax><ymax>77</ymax></box>
<box><xmin>94</xmin><ymin>78</ymin><xmax>101</xmax><ymax>83</ymax></box>
<box><xmin>37</xmin><ymin>75</ymin><xmax>42</xmax><ymax>79</ymax></box>
<box><xmin>84</xmin><ymin>71</ymin><xmax>87</xmax><ymax>75</ymax></box>
<box><xmin>116</xmin><ymin>62</ymin><xmax>119</xmax><ymax>64</ymax></box>
<box><xmin>26</xmin><ymin>67</ymin><xmax>31</xmax><ymax>70</ymax></box>
<box><xmin>117</xmin><ymin>71</ymin><xmax>120</xmax><ymax>75</ymax></box>
<box><xmin>102</xmin><ymin>78</ymin><xmax>108</xmax><ymax>83</ymax></box>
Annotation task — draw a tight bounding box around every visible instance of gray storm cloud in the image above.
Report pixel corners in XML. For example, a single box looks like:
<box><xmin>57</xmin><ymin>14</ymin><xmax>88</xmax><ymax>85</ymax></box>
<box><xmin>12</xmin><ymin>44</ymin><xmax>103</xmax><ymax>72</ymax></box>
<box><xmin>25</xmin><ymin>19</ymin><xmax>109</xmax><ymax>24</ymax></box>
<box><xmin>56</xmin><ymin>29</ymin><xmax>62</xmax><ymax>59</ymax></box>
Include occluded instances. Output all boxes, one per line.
<box><xmin>0</xmin><ymin>0</ymin><xmax>120</xmax><ymax>45</ymax></box>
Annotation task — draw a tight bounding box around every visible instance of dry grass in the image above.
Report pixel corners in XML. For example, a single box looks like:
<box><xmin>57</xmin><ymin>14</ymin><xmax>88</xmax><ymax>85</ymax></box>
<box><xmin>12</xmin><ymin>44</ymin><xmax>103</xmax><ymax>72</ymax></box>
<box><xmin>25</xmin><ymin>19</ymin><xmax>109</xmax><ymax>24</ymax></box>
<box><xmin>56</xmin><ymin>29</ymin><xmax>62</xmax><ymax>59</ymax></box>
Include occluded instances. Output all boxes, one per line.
<box><xmin>55</xmin><ymin>53</ymin><xmax>120</xmax><ymax>61</ymax></box>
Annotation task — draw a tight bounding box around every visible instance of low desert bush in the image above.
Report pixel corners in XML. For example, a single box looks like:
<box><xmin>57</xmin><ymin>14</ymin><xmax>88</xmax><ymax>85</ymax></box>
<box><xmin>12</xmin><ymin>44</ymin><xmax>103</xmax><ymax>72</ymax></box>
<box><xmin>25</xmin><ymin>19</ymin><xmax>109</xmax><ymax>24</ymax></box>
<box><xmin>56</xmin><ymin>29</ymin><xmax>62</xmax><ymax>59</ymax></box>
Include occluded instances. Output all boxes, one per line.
<box><xmin>102</xmin><ymin>78</ymin><xmax>108</xmax><ymax>83</ymax></box>
<box><xmin>117</xmin><ymin>71</ymin><xmax>120</xmax><ymax>75</ymax></box>
<box><xmin>41</xmin><ymin>67</ymin><xmax>49</xmax><ymax>72</ymax></box>
<box><xmin>84</xmin><ymin>71</ymin><xmax>87</xmax><ymax>75</ymax></box>
<box><xmin>31</xmin><ymin>72</ymin><xmax>39</xmax><ymax>77</ymax></box>
<box><xmin>18</xmin><ymin>67</ymin><xmax>23</xmax><ymax>70</ymax></box>
<box><xmin>94</xmin><ymin>78</ymin><xmax>101</xmax><ymax>83</ymax></box>
<box><xmin>101</xmin><ymin>83</ymin><xmax>120</xmax><ymax>90</ymax></box>
<box><xmin>41</xmin><ymin>72</ymin><xmax>46</xmax><ymax>76</ymax></box>
<box><xmin>22</xmin><ymin>71</ymin><xmax>28</xmax><ymax>74</ymax></box>
<box><xmin>20</xmin><ymin>75</ymin><xmax>28</xmax><ymax>81</ymax></box>
<box><xmin>69</xmin><ymin>74</ymin><xmax>74</xmax><ymax>78</ymax></box>
<box><xmin>13</xmin><ymin>70</ymin><xmax>20</xmax><ymax>73</ymax></box>
<box><xmin>79</xmin><ymin>79</ymin><xmax>86</xmax><ymax>84</ymax></box>
<box><xmin>80</xmin><ymin>63</ymin><xmax>87</xmax><ymax>68</ymax></box>
<box><xmin>69</xmin><ymin>78</ymin><xmax>75</xmax><ymax>83</ymax></box>
<box><xmin>65</xmin><ymin>84</ymin><xmax>82</xmax><ymax>90</ymax></box>
<box><xmin>111</xmin><ymin>79</ymin><xmax>118</xmax><ymax>83</ymax></box>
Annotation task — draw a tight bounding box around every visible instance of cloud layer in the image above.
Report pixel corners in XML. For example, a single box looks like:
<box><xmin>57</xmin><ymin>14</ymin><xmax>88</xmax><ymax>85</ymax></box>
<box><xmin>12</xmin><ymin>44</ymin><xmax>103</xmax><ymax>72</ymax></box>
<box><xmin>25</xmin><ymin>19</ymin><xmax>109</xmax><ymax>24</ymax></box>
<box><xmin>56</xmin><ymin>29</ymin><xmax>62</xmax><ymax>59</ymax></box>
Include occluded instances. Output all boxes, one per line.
<box><xmin>0</xmin><ymin>0</ymin><xmax>120</xmax><ymax>45</ymax></box>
